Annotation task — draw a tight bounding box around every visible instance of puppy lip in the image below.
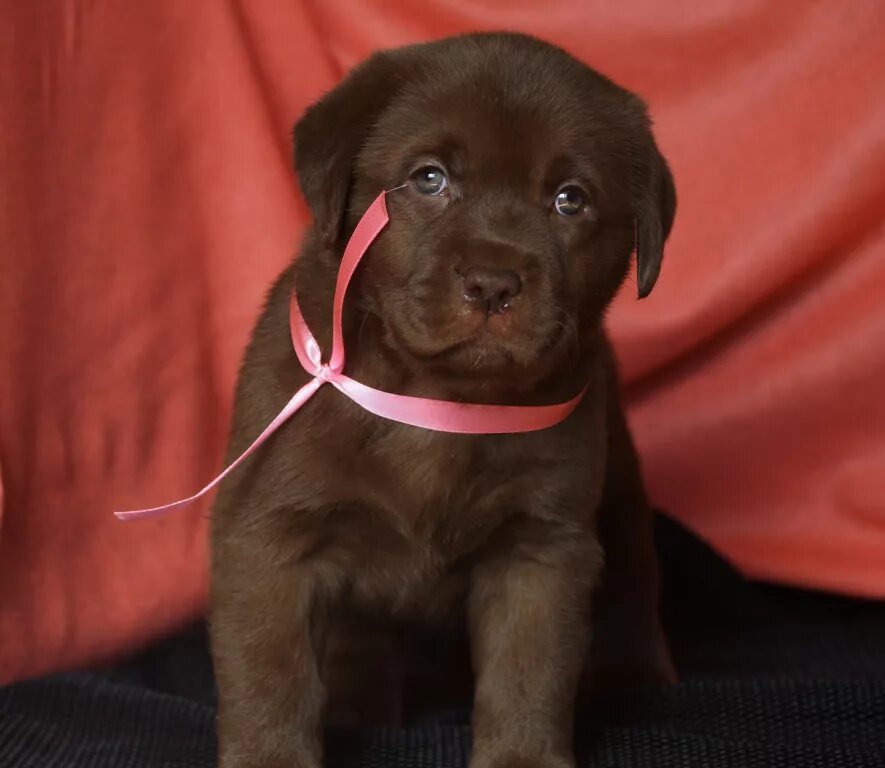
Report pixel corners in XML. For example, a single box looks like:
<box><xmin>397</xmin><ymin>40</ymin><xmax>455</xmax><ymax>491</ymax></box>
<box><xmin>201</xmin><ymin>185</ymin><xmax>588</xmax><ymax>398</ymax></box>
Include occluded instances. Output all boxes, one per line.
<box><xmin>389</xmin><ymin>302</ymin><xmax>555</xmax><ymax>365</ymax></box>
<box><xmin>412</xmin><ymin>331</ymin><xmax>514</xmax><ymax>364</ymax></box>
<box><xmin>483</xmin><ymin>311</ymin><xmax>516</xmax><ymax>335</ymax></box>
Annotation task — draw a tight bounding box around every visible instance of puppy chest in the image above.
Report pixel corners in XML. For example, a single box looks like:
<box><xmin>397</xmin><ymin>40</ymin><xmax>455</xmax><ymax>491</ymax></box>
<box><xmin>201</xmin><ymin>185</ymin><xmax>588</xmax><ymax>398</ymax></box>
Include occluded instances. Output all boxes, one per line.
<box><xmin>359</xmin><ymin>428</ymin><xmax>479</xmax><ymax>515</ymax></box>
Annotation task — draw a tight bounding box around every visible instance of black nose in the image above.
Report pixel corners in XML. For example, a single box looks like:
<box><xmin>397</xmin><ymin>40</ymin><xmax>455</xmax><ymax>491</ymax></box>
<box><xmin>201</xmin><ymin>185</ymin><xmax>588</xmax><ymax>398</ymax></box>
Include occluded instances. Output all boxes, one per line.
<box><xmin>461</xmin><ymin>266</ymin><xmax>522</xmax><ymax>314</ymax></box>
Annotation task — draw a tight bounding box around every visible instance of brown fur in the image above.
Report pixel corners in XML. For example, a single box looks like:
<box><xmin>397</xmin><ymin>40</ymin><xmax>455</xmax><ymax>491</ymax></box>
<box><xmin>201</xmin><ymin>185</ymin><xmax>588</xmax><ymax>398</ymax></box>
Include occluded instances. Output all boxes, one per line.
<box><xmin>210</xmin><ymin>32</ymin><xmax>677</xmax><ymax>768</ymax></box>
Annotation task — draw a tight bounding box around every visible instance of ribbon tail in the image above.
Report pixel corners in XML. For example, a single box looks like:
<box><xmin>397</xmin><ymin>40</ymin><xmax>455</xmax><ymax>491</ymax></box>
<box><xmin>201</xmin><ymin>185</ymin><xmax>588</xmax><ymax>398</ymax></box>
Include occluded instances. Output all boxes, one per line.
<box><xmin>115</xmin><ymin>377</ymin><xmax>324</xmax><ymax>521</ymax></box>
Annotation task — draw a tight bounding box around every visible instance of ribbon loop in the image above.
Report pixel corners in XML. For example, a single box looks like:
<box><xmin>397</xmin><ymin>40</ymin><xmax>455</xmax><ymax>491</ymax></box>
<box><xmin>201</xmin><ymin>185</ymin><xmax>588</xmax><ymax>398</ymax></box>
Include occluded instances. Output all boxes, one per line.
<box><xmin>115</xmin><ymin>190</ymin><xmax>586</xmax><ymax>521</ymax></box>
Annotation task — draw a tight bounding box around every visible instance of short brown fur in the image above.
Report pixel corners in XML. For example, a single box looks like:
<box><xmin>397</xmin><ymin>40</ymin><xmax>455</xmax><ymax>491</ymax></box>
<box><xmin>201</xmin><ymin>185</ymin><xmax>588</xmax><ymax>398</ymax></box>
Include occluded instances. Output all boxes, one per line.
<box><xmin>211</xmin><ymin>32</ymin><xmax>676</xmax><ymax>768</ymax></box>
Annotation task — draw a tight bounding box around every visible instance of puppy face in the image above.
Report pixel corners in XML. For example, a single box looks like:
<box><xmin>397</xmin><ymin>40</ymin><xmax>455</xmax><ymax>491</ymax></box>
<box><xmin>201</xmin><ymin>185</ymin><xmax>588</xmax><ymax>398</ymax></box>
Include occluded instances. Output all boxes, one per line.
<box><xmin>295</xmin><ymin>34</ymin><xmax>675</xmax><ymax>388</ymax></box>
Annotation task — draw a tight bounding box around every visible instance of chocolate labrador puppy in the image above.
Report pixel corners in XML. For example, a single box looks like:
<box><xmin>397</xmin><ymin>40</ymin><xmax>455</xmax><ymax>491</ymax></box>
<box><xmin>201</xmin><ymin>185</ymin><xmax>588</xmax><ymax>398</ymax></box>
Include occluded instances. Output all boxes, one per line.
<box><xmin>211</xmin><ymin>32</ymin><xmax>676</xmax><ymax>768</ymax></box>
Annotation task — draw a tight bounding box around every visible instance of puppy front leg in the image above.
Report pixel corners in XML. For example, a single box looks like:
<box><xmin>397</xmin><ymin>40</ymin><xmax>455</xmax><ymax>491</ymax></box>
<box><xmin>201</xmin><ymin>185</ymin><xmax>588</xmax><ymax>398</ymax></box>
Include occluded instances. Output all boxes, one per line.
<box><xmin>211</xmin><ymin>528</ymin><xmax>331</xmax><ymax>768</ymax></box>
<box><xmin>583</xmin><ymin>389</ymin><xmax>676</xmax><ymax>695</ymax></box>
<box><xmin>468</xmin><ymin>522</ymin><xmax>600</xmax><ymax>768</ymax></box>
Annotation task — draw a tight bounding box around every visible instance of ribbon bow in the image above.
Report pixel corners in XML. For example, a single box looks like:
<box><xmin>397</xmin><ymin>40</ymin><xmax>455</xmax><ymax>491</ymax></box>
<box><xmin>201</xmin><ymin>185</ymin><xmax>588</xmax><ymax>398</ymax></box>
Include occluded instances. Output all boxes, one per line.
<box><xmin>117</xmin><ymin>190</ymin><xmax>586</xmax><ymax>521</ymax></box>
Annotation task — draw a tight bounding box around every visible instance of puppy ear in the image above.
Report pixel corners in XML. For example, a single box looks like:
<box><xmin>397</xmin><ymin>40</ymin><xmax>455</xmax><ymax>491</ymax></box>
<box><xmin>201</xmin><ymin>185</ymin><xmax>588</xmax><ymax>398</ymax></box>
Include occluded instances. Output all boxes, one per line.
<box><xmin>634</xmin><ymin>143</ymin><xmax>676</xmax><ymax>298</ymax></box>
<box><xmin>293</xmin><ymin>52</ymin><xmax>405</xmax><ymax>246</ymax></box>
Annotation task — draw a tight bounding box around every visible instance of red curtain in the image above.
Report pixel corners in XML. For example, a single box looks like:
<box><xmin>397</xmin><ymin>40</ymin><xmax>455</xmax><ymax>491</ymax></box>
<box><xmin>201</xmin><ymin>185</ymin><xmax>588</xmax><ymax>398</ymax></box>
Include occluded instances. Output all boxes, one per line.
<box><xmin>1</xmin><ymin>1</ymin><xmax>883</xmax><ymax>684</ymax></box>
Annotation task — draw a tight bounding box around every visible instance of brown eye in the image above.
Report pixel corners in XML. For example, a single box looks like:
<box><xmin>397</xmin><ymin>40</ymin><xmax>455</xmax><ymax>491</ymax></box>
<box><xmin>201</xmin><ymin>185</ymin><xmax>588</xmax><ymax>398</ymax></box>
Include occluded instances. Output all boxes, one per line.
<box><xmin>411</xmin><ymin>166</ymin><xmax>448</xmax><ymax>195</ymax></box>
<box><xmin>554</xmin><ymin>186</ymin><xmax>585</xmax><ymax>216</ymax></box>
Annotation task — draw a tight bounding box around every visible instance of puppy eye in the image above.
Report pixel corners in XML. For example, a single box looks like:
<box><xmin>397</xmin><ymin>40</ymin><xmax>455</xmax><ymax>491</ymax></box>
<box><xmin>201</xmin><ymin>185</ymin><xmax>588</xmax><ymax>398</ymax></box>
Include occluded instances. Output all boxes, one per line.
<box><xmin>554</xmin><ymin>185</ymin><xmax>586</xmax><ymax>216</ymax></box>
<box><xmin>411</xmin><ymin>166</ymin><xmax>448</xmax><ymax>196</ymax></box>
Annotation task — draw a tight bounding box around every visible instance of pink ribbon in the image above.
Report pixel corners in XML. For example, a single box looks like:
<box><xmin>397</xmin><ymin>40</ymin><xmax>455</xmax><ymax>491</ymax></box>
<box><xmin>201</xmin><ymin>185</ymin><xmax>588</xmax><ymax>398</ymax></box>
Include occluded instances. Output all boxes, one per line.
<box><xmin>116</xmin><ymin>191</ymin><xmax>586</xmax><ymax>521</ymax></box>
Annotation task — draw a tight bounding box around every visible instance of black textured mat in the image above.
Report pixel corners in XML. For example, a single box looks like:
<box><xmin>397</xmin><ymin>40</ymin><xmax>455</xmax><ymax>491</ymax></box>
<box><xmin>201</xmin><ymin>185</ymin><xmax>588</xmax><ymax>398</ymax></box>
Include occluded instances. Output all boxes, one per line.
<box><xmin>2</xmin><ymin>517</ymin><xmax>884</xmax><ymax>767</ymax></box>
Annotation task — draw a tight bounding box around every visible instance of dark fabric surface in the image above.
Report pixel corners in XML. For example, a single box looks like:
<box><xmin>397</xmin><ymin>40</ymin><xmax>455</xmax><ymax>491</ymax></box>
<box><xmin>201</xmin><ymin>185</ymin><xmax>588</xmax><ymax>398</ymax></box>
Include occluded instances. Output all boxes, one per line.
<box><xmin>2</xmin><ymin>517</ymin><xmax>884</xmax><ymax>767</ymax></box>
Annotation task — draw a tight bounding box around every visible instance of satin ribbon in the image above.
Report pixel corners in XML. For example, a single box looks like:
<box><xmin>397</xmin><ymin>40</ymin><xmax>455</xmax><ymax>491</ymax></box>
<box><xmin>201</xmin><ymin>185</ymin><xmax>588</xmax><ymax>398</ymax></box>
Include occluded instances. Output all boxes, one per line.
<box><xmin>116</xmin><ymin>190</ymin><xmax>586</xmax><ymax>520</ymax></box>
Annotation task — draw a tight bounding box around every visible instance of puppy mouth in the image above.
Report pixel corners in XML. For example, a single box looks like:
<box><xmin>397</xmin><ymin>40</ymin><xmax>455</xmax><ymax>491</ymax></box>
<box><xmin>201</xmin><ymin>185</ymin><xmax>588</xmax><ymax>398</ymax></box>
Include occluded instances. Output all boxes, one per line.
<box><xmin>453</xmin><ymin>303</ymin><xmax>519</xmax><ymax>342</ymax></box>
<box><xmin>377</xmin><ymin>290</ymin><xmax>571</xmax><ymax>376</ymax></box>
<box><xmin>414</xmin><ymin>312</ymin><xmax>568</xmax><ymax>375</ymax></box>
<box><xmin>448</xmin><ymin>338</ymin><xmax>514</xmax><ymax>371</ymax></box>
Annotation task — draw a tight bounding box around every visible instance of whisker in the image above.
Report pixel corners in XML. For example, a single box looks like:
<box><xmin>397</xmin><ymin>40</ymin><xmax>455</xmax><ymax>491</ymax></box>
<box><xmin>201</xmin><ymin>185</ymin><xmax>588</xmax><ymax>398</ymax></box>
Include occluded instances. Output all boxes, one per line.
<box><xmin>357</xmin><ymin>311</ymin><xmax>370</xmax><ymax>345</ymax></box>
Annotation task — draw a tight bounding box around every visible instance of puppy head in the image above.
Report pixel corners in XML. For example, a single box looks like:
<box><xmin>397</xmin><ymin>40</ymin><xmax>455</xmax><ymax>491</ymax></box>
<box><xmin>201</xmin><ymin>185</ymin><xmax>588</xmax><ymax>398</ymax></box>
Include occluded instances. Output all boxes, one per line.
<box><xmin>294</xmin><ymin>33</ymin><xmax>675</xmax><ymax>388</ymax></box>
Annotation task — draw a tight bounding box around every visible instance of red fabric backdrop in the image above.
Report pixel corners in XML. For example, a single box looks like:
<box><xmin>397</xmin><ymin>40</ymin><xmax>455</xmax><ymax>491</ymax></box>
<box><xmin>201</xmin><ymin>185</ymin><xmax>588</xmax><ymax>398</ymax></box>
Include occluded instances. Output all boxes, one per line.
<box><xmin>1</xmin><ymin>1</ymin><xmax>883</xmax><ymax>684</ymax></box>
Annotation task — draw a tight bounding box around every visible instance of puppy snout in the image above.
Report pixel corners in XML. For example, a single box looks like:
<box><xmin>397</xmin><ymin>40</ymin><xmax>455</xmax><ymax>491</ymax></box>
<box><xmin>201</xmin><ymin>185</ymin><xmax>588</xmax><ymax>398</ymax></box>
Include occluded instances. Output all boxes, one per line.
<box><xmin>460</xmin><ymin>266</ymin><xmax>522</xmax><ymax>314</ymax></box>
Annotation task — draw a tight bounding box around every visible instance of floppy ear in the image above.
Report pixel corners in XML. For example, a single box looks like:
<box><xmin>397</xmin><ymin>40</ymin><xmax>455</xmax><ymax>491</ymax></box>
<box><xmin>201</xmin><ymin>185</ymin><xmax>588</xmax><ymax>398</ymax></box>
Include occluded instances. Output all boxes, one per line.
<box><xmin>293</xmin><ymin>52</ymin><xmax>406</xmax><ymax>246</ymax></box>
<box><xmin>634</xmin><ymin>143</ymin><xmax>676</xmax><ymax>298</ymax></box>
